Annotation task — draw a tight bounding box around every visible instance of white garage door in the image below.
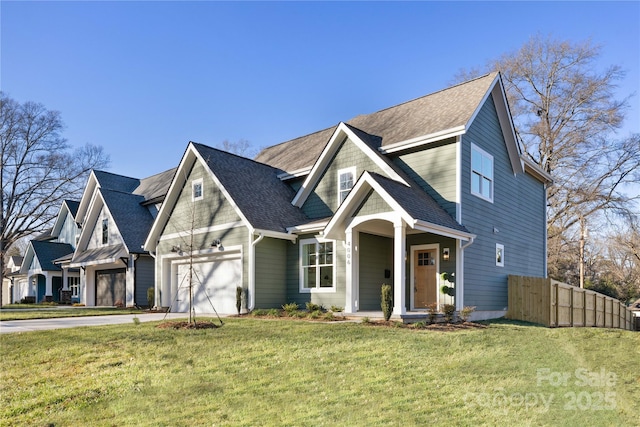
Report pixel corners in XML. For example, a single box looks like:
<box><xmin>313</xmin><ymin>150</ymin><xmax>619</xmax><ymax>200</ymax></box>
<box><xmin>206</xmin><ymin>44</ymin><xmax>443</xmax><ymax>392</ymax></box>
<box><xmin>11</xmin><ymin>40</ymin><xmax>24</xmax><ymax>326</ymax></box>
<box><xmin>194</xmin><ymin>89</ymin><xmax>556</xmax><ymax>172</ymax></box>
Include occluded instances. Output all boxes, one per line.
<box><xmin>172</xmin><ymin>257</ymin><xmax>241</xmax><ymax>314</ymax></box>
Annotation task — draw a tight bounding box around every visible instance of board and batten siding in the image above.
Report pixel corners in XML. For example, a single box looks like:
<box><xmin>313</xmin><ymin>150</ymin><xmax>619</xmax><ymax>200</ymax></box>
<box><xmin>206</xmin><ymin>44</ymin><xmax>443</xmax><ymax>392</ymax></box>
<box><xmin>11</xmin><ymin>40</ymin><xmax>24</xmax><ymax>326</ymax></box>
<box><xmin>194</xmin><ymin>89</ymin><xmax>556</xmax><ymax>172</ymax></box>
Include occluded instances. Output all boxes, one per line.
<box><xmin>58</xmin><ymin>211</ymin><xmax>78</xmax><ymax>248</ymax></box>
<box><xmin>285</xmin><ymin>233</ymin><xmax>346</xmax><ymax>309</ymax></box>
<box><xmin>461</xmin><ymin>94</ymin><xmax>547</xmax><ymax>312</ymax></box>
<box><xmin>162</xmin><ymin>161</ymin><xmax>241</xmax><ymax>236</ymax></box>
<box><xmin>254</xmin><ymin>237</ymin><xmax>287</xmax><ymax>309</ymax></box>
<box><xmin>392</xmin><ymin>137</ymin><xmax>458</xmax><ymax>219</ymax></box>
<box><xmin>302</xmin><ymin>137</ymin><xmax>393</xmax><ymax>219</ymax></box>
<box><xmin>134</xmin><ymin>255</ymin><xmax>155</xmax><ymax>306</ymax></box>
<box><xmin>87</xmin><ymin>206</ymin><xmax>123</xmax><ymax>250</ymax></box>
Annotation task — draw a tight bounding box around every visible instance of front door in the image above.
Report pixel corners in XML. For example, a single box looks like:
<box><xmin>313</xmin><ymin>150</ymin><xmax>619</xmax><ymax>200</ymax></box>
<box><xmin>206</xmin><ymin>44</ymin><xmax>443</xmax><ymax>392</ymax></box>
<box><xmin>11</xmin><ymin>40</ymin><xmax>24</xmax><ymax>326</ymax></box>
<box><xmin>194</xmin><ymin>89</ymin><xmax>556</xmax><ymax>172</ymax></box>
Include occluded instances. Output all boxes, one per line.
<box><xmin>414</xmin><ymin>249</ymin><xmax>437</xmax><ymax>309</ymax></box>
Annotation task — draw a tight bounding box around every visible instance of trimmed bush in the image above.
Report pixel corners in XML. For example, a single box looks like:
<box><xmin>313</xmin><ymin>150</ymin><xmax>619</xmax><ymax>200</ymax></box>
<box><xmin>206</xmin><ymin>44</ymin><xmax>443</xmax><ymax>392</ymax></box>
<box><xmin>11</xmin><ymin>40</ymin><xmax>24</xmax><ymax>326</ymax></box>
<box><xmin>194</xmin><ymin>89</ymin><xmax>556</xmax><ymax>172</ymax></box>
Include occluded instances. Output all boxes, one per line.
<box><xmin>282</xmin><ymin>302</ymin><xmax>299</xmax><ymax>316</ymax></box>
<box><xmin>305</xmin><ymin>302</ymin><xmax>323</xmax><ymax>313</ymax></box>
<box><xmin>381</xmin><ymin>283</ymin><xmax>392</xmax><ymax>321</ymax></box>
<box><xmin>236</xmin><ymin>286</ymin><xmax>244</xmax><ymax>315</ymax></box>
<box><xmin>459</xmin><ymin>306</ymin><xmax>476</xmax><ymax>322</ymax></box>
<box><xmin>443</xmin><ymin>304</ymin><xmax>456</xmax><ymax>323</ymax></box>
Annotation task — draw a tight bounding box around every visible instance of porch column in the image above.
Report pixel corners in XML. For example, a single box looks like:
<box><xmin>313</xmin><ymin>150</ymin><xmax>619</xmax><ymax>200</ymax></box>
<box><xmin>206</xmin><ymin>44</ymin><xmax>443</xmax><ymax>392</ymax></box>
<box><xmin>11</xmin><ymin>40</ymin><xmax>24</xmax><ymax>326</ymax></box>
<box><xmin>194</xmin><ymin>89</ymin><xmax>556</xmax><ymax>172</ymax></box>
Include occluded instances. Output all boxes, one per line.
<box><xmin>62</xmin><ymin>268</ymin><xmax>69</xmax><ymax>290</ymax></box>
<box><xmin>393</xmin><ymin>221</ymin><xmax>406</xmax><ymax>316</ymax></box>
<box><xmin>344</xmin><ymin>230</ymin><xmax>358</xmax><ymax>313</ymax></box>
<box><xmin>45</xmin><ymin>273</ymin><xmax>53</xmax><ymax>298</ymax></box>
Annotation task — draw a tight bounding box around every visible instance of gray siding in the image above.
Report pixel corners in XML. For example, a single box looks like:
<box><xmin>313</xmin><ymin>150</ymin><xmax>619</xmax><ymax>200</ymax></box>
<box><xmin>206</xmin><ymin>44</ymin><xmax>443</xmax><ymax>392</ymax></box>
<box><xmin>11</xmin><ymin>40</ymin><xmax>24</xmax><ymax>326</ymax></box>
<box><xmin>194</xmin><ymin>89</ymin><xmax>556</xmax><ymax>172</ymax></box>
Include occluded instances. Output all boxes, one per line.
<box><xmin>392</xmin><ymin>137</ymin><xmax>458</xmax><ymax>218</ymax></box>
<box><xmin>285</xmin><ymin>233</ymin><xmax>346</xmax><ymax>309</ymax></box>
<box><xmin>302</xmin><ymin>138</ymin><xmax>390</xmax><ymax>219</ymax></box>
<box><xmin>135</xmin><ymin>255</ymin><xmax>155</xmax><ymax>307</ymax></box>
<box><xmin>358</xmin><ymin>233</ymin><xmax>393</xmax><ymax>310</ymax></box>
<box><xmin>461</xmin><ymin>94</ymin><xmax>547</xmax><ymax>311</ymax></box>
<box><xmin>255</xmin><ymin>237</ymin><xmax>287</xmax><ymax>309</ymax></box>
<box><xmin>163</xmin><ymin>161</ymin><xmax>241</xmax><ymax>236</ymax></box>
<box><xmin>354</xmin><ymin>190</ymin><xmax>393</xmax><ymax>217</ymax></box>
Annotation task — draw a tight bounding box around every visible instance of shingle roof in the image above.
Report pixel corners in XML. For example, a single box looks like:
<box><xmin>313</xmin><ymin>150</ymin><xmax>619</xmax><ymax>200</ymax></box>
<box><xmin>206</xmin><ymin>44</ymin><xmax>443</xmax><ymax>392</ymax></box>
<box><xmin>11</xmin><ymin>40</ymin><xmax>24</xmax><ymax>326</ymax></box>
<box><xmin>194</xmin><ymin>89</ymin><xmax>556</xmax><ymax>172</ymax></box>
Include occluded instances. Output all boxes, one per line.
<box><xmin>93</xmin><ymin>170</ymin><xmax>140</xmax><ymax>193</ymax></box>
<box><xmin>71</xmin><ymin>244</ymin><xmax>127</xmax><ymax>266</ymax></box>
<box><xmin>31</xmin><ymin>240</ymin><xmax>74</xmax><ymax>271</ymax></box>
<box><xmin>256</xmin><ymin>73</ymin><xmax>497</xmax><ymax>172</ymax></box>
<box><xmin>192</xmin><ymin>143</ymin><xmax>309</xmax><ymax>232</ymax></box>
<box><xmin>65</xmin><ymin>200</ymin><xmax>80</xmax><ymax>218</ymax></box>
<box><xmin>367</xmin><ymin>172</ymin><xmax>469</xmax><ymax>234</ymax></box>
<box><xmin>100</xmin><ymin>188</ymin><xmax>155</xmax><ymax>254</ymax></box>
<box><xmin>134</xmin><ymin>167</ymin><xmax>177</xmax><ymax>203</ymax></box>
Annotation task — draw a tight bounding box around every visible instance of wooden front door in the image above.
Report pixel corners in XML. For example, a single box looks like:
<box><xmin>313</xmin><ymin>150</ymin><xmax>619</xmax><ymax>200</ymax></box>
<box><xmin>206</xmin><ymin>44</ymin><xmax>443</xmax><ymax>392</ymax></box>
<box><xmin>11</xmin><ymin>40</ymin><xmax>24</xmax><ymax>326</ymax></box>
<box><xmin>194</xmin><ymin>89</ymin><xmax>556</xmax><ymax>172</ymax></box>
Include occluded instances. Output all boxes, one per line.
<box><xmin>414</xmin><ymin>249</ymin><xmax>437</xmax><ymax>309</ymax></box>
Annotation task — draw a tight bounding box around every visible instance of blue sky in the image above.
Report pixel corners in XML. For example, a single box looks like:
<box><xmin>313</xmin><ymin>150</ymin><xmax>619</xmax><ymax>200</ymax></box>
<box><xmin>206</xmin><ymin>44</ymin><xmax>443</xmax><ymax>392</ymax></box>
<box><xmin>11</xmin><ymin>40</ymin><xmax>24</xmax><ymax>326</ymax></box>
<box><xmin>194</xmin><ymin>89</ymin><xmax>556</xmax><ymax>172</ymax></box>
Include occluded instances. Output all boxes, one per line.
<box><xmin>2</xmin><ymin>1</ymin><xmax>639</xmax><ymax>179</ymax></box>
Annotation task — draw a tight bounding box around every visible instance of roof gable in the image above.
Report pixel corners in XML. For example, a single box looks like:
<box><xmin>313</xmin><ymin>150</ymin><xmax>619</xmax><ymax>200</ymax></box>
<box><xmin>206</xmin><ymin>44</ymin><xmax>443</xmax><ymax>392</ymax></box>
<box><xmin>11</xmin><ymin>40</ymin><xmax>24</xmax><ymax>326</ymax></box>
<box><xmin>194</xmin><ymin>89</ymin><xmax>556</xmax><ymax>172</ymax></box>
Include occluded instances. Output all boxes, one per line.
<box><xmin>51</xmin><ymin>200</ymin><xmax>80</xmax><ymax>239</ymax></box>
<box><xmin>291</xmin><ymin>122</ymin><xmax>408</xmax><ymax>208</ymax></box>
<box><xmin>20</xmin><ymin>240</ymin><xmax>74</xmax><ymax>273</ymax></box>
<box><xmin>324</xmin><ymin>171</ymin><xmax>472</xmax><ymax>241</ymax></box>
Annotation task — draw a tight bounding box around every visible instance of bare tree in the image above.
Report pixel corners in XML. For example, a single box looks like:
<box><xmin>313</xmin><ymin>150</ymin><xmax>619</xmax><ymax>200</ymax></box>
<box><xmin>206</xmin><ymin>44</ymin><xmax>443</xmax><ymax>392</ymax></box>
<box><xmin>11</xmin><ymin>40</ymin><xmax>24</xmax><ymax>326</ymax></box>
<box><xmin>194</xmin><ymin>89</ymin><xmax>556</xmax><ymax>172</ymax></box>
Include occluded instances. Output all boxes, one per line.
<box><xmin>217</xmin><ymin>139</ymin><xmax>256</xmax><ymax>158</ymax></box>
<box><xmin>1</xmin><ymin>92</ymin><xmax>110</xmax><ymax>303</ymax></box>
<box><xmin>456</xmin><ymin>35</ymin><xmax>640</xmax><ymax>282</ymax></box>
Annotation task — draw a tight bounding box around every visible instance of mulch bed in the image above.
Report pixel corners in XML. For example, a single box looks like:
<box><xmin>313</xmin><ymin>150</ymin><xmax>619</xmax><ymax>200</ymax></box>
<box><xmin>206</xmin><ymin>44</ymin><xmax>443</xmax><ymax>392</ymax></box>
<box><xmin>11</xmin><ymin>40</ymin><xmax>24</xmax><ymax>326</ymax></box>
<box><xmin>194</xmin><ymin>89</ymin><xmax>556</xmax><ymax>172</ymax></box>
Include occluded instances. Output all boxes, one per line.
<box><xmin>156</xmin><ymin>320</ymin><xmax>221</xmax><ymax>329</ymax></box>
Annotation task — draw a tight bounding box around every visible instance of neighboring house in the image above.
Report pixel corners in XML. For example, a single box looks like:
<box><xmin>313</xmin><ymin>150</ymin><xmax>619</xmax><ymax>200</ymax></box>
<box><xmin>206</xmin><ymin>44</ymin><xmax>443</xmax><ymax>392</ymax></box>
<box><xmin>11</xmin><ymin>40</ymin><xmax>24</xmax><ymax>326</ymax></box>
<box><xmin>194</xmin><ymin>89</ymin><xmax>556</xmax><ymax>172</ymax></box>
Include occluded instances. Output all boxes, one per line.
<box><xmin>145</xmin><ymin>72</ymin><xmax>552</xmax><ymax>320</ymax></box>
<box><xmin>18</xmin><ymin>200</ymin><xmax>81</xmax><ymax>303</ymax></box>
<box><xmin>3</xmin><ymin>255</ymin><xmax>24</xmax><ymax>304</ymax></box>
<box><xmin>69</xmin><ymin>168</ymin><xmax>175</xmax><ymax>307</ymax></box>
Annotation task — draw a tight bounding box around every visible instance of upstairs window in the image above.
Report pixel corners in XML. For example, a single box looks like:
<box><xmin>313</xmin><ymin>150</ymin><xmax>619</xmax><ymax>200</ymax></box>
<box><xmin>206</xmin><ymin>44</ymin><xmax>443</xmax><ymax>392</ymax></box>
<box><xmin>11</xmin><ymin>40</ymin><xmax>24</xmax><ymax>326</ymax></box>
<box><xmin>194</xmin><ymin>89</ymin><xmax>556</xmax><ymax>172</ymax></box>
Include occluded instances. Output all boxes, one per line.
<box><xmin>101</xmin><ymin>218</ymin><xmax>109</xmax><ymax>245</ymax></box>
<box><xmin>192</xmin><ymin>178</ymin><xmax>203</xmax><ymax>201</ymax></box>
<box><xmin>471</xmin><ymin>144</ymin><xmax>494</xmax><ymax>202</ymax></box>
<box><xmin>338</xmin><ymin>167</ymin><xmax>356</xmax><ymax>205</ymax></box>
<box><xmin>300</xmin><ymin>239</ymin><xmax>335</xmax><ymax>292</ymax></box>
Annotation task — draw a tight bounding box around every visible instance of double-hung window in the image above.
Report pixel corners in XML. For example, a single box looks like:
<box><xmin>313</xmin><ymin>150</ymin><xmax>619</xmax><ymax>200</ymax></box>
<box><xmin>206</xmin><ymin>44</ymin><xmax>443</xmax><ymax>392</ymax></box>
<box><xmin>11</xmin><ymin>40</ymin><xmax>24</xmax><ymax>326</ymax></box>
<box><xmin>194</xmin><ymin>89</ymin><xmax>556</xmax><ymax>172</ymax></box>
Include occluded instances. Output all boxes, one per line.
<box><xmin>300</xmin><ymin>239</ymin><xmax>335</xmax><ymax>291</ymax></box>
<box><xmin>68</xmin><ymin>277</ymin><xmax>80</xmax><ymax>297</ymax></box>
<box><xmin>101</xmin><ymin>218</ymin><xmax>109</xmax><ymax>245</ymax></box>
<box><xmin>192</xmin><ymin>178</ymin><xmax>203</xmax><ymax>201</ymax></box>
<box><xmin>471</xmin><ymin>144</ymin><xmax>494</xmax><ymax>202</ymax></box>
<box><xmin>338</xmin><ymin>167</ymin><xmax>356</xmax><ymax>205</ymax></box>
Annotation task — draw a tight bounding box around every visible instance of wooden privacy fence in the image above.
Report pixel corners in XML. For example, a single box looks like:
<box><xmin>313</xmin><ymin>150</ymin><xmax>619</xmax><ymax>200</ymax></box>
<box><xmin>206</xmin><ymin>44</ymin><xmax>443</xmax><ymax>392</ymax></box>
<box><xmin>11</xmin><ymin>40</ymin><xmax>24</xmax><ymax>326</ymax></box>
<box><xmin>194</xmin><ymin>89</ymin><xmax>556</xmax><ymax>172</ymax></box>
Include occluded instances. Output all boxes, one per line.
<box><xmin>506</xmin><ymin>275</ymin><xmax>635</xmax><ymax>331</ymax></box>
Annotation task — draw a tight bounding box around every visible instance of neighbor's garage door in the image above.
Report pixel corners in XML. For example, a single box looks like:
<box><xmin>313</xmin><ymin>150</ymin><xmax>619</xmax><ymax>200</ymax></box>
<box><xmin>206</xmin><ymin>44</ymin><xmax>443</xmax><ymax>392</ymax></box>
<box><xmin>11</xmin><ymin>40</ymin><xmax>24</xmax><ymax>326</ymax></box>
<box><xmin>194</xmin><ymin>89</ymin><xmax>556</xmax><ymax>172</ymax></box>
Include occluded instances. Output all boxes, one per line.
<box><xmin>96</xmin><ymin>269</ymin><xmax>126</xmax><ymax>306</ymax></box>
<box><xmin>173</xmin><ymin>258</ymin><xmax>241</xmax><ymax>314</ymax></box>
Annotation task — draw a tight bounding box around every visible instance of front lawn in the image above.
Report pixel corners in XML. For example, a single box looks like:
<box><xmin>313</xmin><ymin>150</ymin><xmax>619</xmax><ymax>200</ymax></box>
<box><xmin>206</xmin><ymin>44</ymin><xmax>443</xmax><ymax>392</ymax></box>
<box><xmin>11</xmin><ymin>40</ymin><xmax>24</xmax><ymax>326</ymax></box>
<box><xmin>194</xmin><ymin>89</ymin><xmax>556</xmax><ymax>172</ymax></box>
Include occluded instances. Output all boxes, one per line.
<box><xmin>1</xmin><ymin>319</ymin><xmax>638</xmax><ymax>426</ymax></box>
<box><xmin>0</xmin><ymin>306</ymin><xmax>144</xmax><ymax>321</ymax></box>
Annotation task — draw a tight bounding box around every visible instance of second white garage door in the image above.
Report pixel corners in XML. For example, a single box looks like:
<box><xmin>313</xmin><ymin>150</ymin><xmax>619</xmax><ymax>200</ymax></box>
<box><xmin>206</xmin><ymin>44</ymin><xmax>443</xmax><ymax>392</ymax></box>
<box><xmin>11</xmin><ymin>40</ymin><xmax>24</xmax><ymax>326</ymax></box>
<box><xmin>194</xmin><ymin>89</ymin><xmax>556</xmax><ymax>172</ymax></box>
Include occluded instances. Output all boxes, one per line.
<box><xmin>173</xmin><ymin>257</ymin><xmax>242</xmax><ymax>314</ymax></box>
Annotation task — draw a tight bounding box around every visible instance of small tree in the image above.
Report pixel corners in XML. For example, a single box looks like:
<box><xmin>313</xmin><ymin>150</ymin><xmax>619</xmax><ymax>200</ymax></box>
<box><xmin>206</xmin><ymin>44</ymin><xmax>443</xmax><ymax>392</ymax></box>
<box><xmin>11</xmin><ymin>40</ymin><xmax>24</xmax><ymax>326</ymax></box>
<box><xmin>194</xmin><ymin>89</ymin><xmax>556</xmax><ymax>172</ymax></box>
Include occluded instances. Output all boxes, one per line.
<box><xmin>381</xmin><ymin>283</ymin><xmax>392</xmax><ymax>321</ymax></box>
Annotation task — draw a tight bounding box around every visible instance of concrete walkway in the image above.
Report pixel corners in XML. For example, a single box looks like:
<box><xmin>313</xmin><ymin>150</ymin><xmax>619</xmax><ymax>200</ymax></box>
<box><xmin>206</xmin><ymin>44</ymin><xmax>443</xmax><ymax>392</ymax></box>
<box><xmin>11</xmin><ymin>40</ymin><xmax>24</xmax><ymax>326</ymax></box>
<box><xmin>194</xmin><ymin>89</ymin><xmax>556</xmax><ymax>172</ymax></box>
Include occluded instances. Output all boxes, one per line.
<box><xmin>0</xmin><ymin>313</ymin><xmax>208</xmax><ymax>334</ymax></box>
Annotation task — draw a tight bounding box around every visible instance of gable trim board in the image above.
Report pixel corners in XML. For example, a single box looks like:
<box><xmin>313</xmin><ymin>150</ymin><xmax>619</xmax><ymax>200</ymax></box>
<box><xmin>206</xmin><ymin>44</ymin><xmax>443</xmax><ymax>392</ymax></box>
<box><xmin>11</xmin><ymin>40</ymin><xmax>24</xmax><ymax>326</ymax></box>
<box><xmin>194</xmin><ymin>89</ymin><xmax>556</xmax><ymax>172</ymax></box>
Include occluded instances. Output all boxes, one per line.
<box><xmin>291</xmin><ymin>122</ymin><xmax>409</xmax><ymax>208</ymax></box>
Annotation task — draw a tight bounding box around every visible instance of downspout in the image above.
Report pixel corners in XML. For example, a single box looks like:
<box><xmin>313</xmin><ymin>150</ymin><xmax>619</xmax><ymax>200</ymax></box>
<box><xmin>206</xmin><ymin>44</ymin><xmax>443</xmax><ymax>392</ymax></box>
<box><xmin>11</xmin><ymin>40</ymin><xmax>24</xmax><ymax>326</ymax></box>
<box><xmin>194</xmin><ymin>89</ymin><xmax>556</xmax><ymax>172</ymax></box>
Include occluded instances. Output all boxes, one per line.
<box><xmin>147</xmin><ymin>245</ymin><xmax>158</xmax><ymax>309</ymax></box>
<box><xmin>248</xmin><ymin>232</ymin><xmax>264</xmax><ymax>312</ymax></box>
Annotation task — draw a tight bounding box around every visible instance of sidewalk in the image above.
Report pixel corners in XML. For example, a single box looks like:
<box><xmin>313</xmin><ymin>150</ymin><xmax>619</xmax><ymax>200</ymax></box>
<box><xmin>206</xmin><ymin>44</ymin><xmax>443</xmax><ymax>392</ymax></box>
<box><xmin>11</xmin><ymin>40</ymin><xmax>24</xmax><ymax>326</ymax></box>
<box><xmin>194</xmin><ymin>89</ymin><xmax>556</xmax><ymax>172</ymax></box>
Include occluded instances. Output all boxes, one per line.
<box><xmin>0</xmin><ymin>313</ymin><xmax>204</xmax><ymax>334</ymax></box>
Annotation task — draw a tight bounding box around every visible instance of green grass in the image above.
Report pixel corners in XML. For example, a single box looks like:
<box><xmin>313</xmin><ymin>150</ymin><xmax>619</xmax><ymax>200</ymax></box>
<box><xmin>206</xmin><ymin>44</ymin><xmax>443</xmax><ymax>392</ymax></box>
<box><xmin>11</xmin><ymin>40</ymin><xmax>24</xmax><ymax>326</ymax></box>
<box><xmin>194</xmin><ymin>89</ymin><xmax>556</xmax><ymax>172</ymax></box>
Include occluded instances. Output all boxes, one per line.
<box><xmin>0</xmin><ymin>306</ymin><xmax>144</xmax><ymax>321</ymax></box>
<box><xmin>1</xmin><ymin>319</ymin><xmax>638</xmax><ymax>426</ymax></box>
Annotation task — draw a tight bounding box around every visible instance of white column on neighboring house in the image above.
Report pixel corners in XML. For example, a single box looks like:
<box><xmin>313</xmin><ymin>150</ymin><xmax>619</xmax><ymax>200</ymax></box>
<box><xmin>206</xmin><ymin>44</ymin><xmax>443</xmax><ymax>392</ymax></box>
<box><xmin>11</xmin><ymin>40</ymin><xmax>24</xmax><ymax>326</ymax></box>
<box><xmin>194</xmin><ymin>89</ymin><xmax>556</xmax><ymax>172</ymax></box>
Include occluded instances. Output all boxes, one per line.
<box><xmin>344</xmin><ymin>229</ymin><xmax>359</xmax><ymax>314</ymax></box>
<box><xmin>126</xmin><ymin>254</ymin><xmax>136</xmax><ymax>307</ymax></box>
<box><xmin>45</xmin><ymin>273</ymin><xmax>53</xmax><ymax>299</ymax></box>
<box><xmin>62</xmin><ymin>268</ymin><xmax>69</xmax><ymax>290</ymax></box>
<box><xmin>393</xmin><ymin>221</ymin><xmax>406</xmax><ymax>316</ymax></box>
<box><xmin>79</xmin><ymin>268</ymin><xmax>86</xmax><ymax>305</ymax></box>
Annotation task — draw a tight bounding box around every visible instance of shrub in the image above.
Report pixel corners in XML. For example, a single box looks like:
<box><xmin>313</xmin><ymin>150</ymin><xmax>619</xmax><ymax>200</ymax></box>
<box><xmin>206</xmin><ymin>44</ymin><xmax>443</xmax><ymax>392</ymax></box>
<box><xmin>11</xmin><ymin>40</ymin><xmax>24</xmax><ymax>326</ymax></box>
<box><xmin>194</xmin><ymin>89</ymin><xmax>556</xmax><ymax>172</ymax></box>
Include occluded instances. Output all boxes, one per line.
<box><xmin>427</xmin><ymin>303</ymin><xmax>438</xmax><ymax>323</ymax></box>
<box><xmin>305</xmin><ymin>302</ymin><xmax>323</xmax><ymax>313</ymax></box>
<box><xmin>459</xmin><ymin>306</ymin><xmax>476</xmax><ymax>322</ymax></box>
<box><xmin>330</xmin><ymin>305</ymin><xmax>343</xmax><ymax>313</ymax></box>
<box><xmin>308</xmin><ymin>310</ymin><xmax>321</xmax><ymax>319</ymax></box>
<box><xmin>361</xmin><ymin>316</ymin><xmax>371</xmax><ymax>324</ymax></box>
<box><xmin>267</xmin><ymin>308</ymin><xmax>281</xmax><ymax>318</ymax></box>
<box><xmin>323</xmin><ymin>312</ymin><xmax>335</xmax><ymax>321</ymax></box>
<box><xmin>236</xmin><ymin>286</ymin><xmax>244</xmax><ymax>315</ymax></box>
<box><xmin>147</xmin><ymin>287</ymin><xmax>155</xmax><ymax>308</ymax></box>
<box><xmin>250</xmin><ymin>309</ymin><xmax>269</xmax><ymax>317</ymax></box>
<box><xmin>381</xmin><ymin>283</ymin><xmax>392</xmax><ymax>321</ymax></box>
<box><xmin>282</xmin><ymin>302</ymin><xmax>299</xmax><ymax>316</ymax></box>
<box><xmin>443</xmin><ymin>304</ymin><xmax>456</xmax><ymax>323</ymax></box>
<box><xmin>414</xmin><ymin>320</ymin><xmax>427</xmax><ymax>329</ymax></box>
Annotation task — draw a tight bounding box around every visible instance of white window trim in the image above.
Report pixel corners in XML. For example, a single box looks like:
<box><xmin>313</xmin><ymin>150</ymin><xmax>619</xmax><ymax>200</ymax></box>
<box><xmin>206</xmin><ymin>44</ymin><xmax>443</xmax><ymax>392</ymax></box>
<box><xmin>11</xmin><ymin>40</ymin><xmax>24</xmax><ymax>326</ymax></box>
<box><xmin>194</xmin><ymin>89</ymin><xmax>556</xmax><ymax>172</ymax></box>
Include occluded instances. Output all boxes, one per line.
<box><xmin>299</xmin><ymin>237</ymin><xmax>336</xmax><ymax>293</ymax></box>
<box><xmin>101</xmin><ymin>217</ymin><xmax>109</xmax><ymax>246</ymax></box>
<box><xmin>496</xmin><ymin>243</ymin><xmax>505</xmax><ymax>267</ymax></box>
<box><xmin>337</xmin><ymin>166</ymin><xmax>356</xmax><ymax>207</ymax></box>
<box><xmin>470</xmin><ymin>143</ymin><xmax>494</xmax><ymax>203</ymax></box>
<box><xmin>192</xmin><ymin>178</ymin><xmax>204</xmax><ymax>202</ymax></box>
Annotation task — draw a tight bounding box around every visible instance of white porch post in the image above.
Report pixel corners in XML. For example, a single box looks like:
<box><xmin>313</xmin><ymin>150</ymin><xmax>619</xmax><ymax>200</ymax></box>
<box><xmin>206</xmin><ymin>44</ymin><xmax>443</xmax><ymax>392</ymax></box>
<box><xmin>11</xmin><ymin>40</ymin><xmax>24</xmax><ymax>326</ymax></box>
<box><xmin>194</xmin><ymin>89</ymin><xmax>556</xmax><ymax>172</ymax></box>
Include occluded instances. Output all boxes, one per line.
<box><xmin>393</xmin><ymin>221</ymin><xmax>406</xmax><ymax>316</ymax></box>
<box><xmin>45</xmin><ymin>273</ymin><xmax>53</xmax><ymax>299</ymax></box>
<box><xmin>126</xmin><ymin>254</ymin><xmax>135</xmax><ymax>307</ymax></box>
<box><xmin>344</xmin><ymin>229</ymin><xmax>358</xmax><ymax>314</ymax></box>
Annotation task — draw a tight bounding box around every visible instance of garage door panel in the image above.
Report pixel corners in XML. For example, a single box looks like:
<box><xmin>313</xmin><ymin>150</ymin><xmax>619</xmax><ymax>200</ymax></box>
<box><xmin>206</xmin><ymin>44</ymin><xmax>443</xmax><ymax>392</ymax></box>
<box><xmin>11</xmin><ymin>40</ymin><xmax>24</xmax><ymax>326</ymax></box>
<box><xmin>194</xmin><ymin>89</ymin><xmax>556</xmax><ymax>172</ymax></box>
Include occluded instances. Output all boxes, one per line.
<box><xmin>173</xmin><ymin>257</ymin><xmax>241</xmax><ymax>314</ymax></box>
<box><xmin>96</xmin><ymin>269</ymin><xmax>126</xmax><ymax>306</ymax></box>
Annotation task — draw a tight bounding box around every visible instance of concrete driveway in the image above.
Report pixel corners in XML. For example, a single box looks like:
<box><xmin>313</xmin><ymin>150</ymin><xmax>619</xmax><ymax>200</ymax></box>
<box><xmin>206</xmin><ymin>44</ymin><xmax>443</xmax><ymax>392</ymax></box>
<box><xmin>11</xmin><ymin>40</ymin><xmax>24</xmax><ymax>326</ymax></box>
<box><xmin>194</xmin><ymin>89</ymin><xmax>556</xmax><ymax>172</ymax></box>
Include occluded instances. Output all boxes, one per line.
<box><xmin>0</xmin><ymin>313</ymin><xmax>210</xmax><ymax>334</ymax></box>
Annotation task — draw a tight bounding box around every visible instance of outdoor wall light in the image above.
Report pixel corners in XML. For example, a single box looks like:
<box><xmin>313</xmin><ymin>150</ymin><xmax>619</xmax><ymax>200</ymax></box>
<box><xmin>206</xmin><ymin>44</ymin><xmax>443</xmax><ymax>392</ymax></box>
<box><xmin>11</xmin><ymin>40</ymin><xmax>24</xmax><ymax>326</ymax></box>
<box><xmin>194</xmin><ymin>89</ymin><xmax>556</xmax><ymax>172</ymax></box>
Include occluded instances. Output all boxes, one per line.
<box><xmin>212</xmin><ymin>239</ymin><xmax>222</xmax><ymax>248</ymax></box>
<box><xmin>443</xmin><ymin>248</ymin><xmax>450</xmax><ymax>261</ymax></box>
<box><xmin>171</xmin><ymin>245</ymin><xmax>181</xmax><ymax>253</ymax></box>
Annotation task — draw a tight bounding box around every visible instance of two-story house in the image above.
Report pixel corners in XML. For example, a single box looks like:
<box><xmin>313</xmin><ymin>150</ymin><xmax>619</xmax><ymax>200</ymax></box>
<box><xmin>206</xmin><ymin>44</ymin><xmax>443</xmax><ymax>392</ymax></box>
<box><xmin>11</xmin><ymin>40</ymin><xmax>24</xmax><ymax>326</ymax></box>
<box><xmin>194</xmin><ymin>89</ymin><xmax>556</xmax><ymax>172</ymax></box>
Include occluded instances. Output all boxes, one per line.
<box><xmin>145</xmin><ymin>72</ymin><xmax>551</xmax><ymax>320</ymax></box>
<box><xmin>70</xmin><ymin>169</ymin><xmax>175</xmax><ymax>307</ymax></box>
<box><xmin>18</xmin><ymin>200</ymin><xmax>81</xmax><ymax>303</ymax></box>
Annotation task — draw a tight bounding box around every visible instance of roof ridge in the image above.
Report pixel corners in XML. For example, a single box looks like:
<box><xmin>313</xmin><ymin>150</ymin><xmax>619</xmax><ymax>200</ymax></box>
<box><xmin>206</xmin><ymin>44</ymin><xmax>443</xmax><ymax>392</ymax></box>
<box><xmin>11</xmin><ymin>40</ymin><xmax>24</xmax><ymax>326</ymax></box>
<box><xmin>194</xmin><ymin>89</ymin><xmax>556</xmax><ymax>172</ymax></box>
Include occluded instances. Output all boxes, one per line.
<box><xmin>138</xmin><ymin>167</ymin><xmax>177</xmax><ymax>181</ymax></box>
<box><xmin>93</xmin><ymin>169</ymin><xmax>139</xmax><ymax>181</ymax></box>
<box><xmin>191</xmin><ymin>141</ymin><xmax>283</xmax><ymax>171</ymax></box>
<box><xmin>349</xmin><ymin>72</ymin><xmax>496</xmax><ymax>120</ymax></box>
<box><xmin>255</xmin><ymin>125</ymin><xmax>337</xmax><ymax>153</ymax></box>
